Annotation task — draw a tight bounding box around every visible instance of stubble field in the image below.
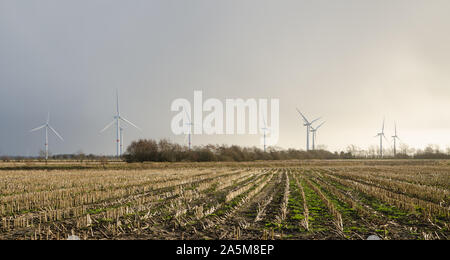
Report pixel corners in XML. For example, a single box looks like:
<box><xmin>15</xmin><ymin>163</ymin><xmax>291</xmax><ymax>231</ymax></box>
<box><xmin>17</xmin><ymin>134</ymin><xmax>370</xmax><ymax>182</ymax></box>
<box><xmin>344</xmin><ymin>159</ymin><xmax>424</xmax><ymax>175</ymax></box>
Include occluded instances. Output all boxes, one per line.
<box><xmin>0</xmin><ymin>160</ymin><xmax>448</xmax><ymax>240</ymax></box>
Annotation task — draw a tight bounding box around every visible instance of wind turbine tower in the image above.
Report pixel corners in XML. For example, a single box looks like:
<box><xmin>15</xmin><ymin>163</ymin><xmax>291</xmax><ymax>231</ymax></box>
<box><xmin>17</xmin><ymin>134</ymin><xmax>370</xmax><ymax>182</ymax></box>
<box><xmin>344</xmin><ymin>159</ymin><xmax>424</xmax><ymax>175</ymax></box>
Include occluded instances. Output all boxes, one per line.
<box><xmin>183</xmin><ymin>108</ymin><xmax>194</xmax><ymax>150</ymax></box>
<box><xmin>261</xmin><ymin>112</ymin><xmax>269</xmax><ymax>152</ymax></box>
<box><xmin>120</xmin><ymin>127</ymin><xmax>124</xmax><ymax>156</ymax></box>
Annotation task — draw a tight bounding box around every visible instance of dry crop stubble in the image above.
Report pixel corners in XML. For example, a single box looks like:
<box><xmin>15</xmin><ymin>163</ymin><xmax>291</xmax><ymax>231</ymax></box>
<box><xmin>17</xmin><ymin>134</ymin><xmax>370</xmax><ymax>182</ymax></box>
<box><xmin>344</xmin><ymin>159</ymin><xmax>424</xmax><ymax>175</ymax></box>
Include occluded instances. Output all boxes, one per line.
<box><xmin>0</xmin><ymin>160</ymin><xmax>448</xmax><ymax>240</ymax></box>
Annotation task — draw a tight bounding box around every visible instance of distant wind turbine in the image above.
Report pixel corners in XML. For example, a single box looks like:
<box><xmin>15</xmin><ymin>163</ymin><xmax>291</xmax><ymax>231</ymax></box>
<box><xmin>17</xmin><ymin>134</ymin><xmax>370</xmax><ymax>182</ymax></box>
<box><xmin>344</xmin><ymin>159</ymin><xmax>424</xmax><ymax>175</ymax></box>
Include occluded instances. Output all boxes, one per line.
<box><xmin>310</xmin><ymin>121</ymin><xmax>325</xmax><ymax>150</ymax></box>
<box><xmin>183</xmin><ymin>107</ymin><xmax>193</xmax><ymax>150</ymax></box>
<box><xmin>261</xmin><ymin>112</ymin><xmax>269</xmax><ymax>152</ymax></box>
<box><xmin>100</xmin><ymin>90</ymin><xmax>141</xmax><ymax>157</ymax></box>
<box><xmin>392</xmin><ymin>122</ymin><xmax>401</xmax><ymax>157</ymax></box>
<box><xmin>296</xmin><ymin>108</ymin><xmax>321</xmax><ymax>151</ymax></box>
<box><xmin>30</xmin><ymin>113</ymin><xmax>64</xmax><ymax>160</ymax></box>
<box><xmin>374</xmin><ymin>118</ymin><xmax>389</xmax><ymax>158</ymax></box>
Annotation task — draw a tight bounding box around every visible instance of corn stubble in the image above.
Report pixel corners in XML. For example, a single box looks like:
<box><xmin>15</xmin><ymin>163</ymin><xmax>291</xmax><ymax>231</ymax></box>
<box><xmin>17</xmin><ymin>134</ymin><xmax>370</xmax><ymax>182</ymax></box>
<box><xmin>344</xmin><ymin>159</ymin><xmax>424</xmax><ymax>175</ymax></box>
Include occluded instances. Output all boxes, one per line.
<box><xmin>0</xmin><ymin>160</ymin><xmax>448</xmax><ymax>240</ymax></box>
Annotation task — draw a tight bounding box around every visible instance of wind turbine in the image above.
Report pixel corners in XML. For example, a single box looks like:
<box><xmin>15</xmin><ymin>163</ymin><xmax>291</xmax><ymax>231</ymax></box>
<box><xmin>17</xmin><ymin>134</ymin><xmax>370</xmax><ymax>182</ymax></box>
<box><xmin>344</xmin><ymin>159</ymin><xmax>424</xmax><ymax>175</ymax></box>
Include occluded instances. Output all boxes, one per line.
<box><xmin>296</xmin><ymin>108</ymin><xmax>321</xmax><ymax>151</ymax></box>
<box><xmin>183</xmin><ymin>107</ymin><xmax>193</xmax><ymax>150</ymax></box>
<box><xmin>310</xmin><ymin>121</ymin><xmax>325</xmax><ymax>150</ymax></box>
<box><xmin>392</xmin><ymin>122</ymin><xmax>401</xmax><ymax>157</ymax></box>
<box><xmin>30</xmin><ymin>113</ymin><xmax>64</xmax><ymax>160</ymax></box>
<box><xmin>374</xmin><ymin>118</ymin><xmax>388</xmax><ymax>158</ymax></box>
<box><xmin>261</xmin><ymin>112</ymin><xmax>269</xmax><ymax>152</ymax></box>
<box><xmin>100</xmin><ymin>90</ymin><xmax>141</xmax><ymax>157</ymax></box>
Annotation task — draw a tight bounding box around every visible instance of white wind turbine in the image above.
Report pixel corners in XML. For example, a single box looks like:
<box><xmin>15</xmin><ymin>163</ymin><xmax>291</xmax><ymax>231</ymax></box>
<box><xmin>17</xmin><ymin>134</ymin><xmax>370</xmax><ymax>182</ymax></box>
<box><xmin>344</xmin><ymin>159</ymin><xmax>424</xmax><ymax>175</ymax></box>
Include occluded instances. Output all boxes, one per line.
<box><xmin>30</xmin><ymin>113</ymin><xmax>64</xmax><ymax>160</ymax></box>
<box><xmin>310</xmin><ymin>121</ymin><xmax>325</xmax><ymax>150</ymax></box>
<box><xmin>296</xmin><ymin>108</ymin><xmax>321</xmax><ymax>151</ymax></box>
<box><xmin>181</xmin><ymin>107</ymin><xmax>214</xmax><ymax>150</ymax></box>
<box><xmin>100</xmin><ymin>90</ymin><xmax>141</xmax><ymax>157</ymax></box>
<box><xmin>374</xmin><ymin>118</ymin><xmax>389</xmax><ymax>158</ymax></box>
<box><xmin>392</xmin><ymin>122</ymin><xmax>401</xmax><ymax>157</ymax></box>
<box><xmin>261</xmin><ymin>112</ymin><xmax>269</xmax><ymax>152</ymax></box>
<box><xmin>183</xmin><ymin>107</ymin><xmax>193</xmax><ymax>150</ymax></box>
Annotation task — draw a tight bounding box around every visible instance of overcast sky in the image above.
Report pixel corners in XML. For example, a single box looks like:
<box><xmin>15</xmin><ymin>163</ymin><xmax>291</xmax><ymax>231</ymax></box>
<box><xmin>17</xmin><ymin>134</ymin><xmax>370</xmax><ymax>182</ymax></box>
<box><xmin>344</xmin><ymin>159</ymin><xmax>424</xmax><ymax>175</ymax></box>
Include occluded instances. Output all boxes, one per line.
<box><xmin>1</xmin><ymin>0</ymin><xmax>449</xmax><ymax>156</ymax></box>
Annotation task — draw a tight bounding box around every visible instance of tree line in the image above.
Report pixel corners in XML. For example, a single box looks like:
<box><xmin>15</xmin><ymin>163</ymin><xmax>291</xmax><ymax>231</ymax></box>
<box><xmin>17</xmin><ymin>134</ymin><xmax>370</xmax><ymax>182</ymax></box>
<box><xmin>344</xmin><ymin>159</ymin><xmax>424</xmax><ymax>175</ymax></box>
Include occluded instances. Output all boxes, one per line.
<box><xmin>123</xmin><ymin>139</ymin><xmax>345</xmax><ymax>162</ymax></box>
<box><xmin>123</xmin><ymin>139</ymin><xmax>450</xmax><ymax>162</ymax></box>
<box><xmin>2</xmin><ymin>139</ymin><xmax>449</xmax><ymax>162</ymax></box>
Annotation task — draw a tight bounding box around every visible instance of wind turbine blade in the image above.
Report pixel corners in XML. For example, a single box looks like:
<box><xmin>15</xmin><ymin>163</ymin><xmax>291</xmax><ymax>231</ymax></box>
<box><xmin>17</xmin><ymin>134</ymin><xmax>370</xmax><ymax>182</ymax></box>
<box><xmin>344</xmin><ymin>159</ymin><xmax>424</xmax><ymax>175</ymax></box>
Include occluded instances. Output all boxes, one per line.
<box><xmin>116</xmin><ymin>89</ymin><xmax>120</xmax><ymax>115</ymax></box>
<box><xmin>30</xmin><ymin>124</ymin><xmax>46</xmax><ymax>132</ymax></box>
<box><xmin>382</xmin><ymin>118</ymin><xmax>385</xmax><ymax>133</ymax></box>
<box><xmin>183</xmin><ymin>106</ymin><xmax>192</xmax><ymax>124</ymax></box>
<box><xmin>315</xmin><ymin>121</ymin><xmax>326</xmax><ymax>130</ymax></box>
<box><xmin>383</xmin><ymin>134</ymin><xmax>389</xmax><ymax>143</ymax></box>
<box><xmin>295</xmin><ymin>108</ymin><xmax>309</xmax><ymax>124</ymax></box>
<box><xmin>48</xmin><ymin>125</ymin><xmax>64</xmax><ymax>141</ymax></box>
<box><xmin>100</xmin><ymin>119</ymin><xmax>115</xmax><ymax>133</ymax></box>
<box><xmin>262</xmin><ymin>112</ymin><xmax>267</xmax><ymax>128</ymax></box>
<box><xmin>310</xmin><ymin>117</ymin><xmax>322</xmax><ymax>125</ymax></box>
<box><xmin>47</xmin><ymin>112</ymin><xmax>50</xmax><ymax>124</ymax></box>
<box><xmin>120</xmin><ymin>117</ymin><xmax>141</xmax><ymax>131</ymax></box>
<box><xmin>395</xmin><ymin>122</ymin><xmax>397</xmax><ymax>136</ymax></box>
